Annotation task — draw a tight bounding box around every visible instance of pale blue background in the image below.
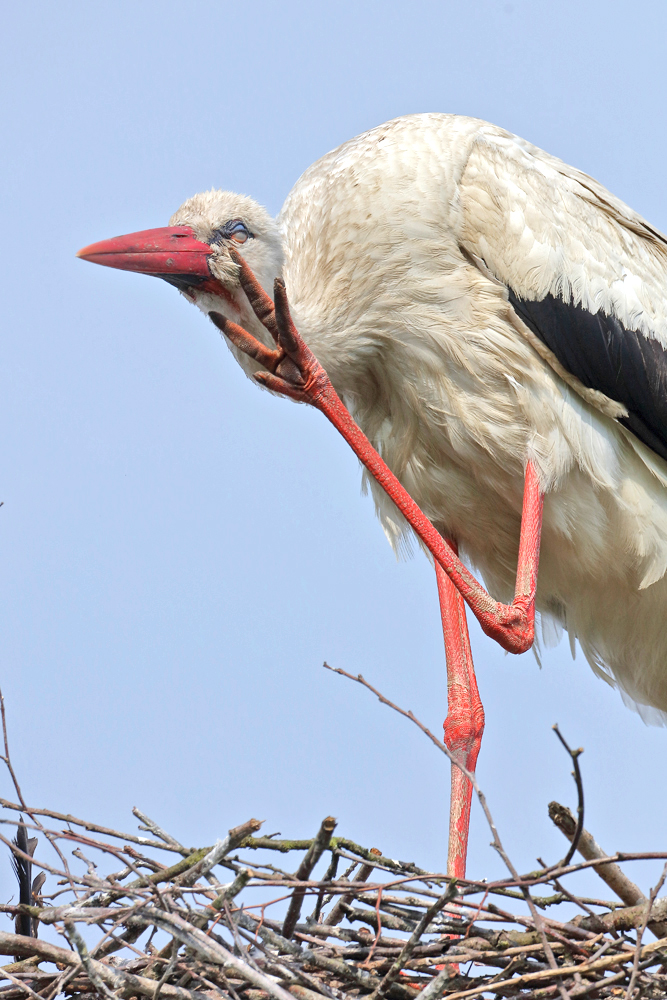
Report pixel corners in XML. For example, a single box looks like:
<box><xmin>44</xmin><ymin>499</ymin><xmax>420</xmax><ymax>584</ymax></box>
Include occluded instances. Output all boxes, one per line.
<box><xmin>1</xmin><ymin>0</ymin><xmax>666</xmax><ymax>907</ymax></box>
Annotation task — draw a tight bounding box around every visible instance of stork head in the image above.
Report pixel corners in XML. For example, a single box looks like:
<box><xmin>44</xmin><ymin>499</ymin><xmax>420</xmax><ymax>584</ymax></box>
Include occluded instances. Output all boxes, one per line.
<box><xmin>77</xmin><ymin>190</ymin><xmax>283</xmax><ymax>328</ymax></box>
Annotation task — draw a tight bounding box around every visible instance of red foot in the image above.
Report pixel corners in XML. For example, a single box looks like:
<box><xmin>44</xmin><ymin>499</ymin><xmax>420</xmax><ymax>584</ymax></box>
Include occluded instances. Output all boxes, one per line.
<box><xmin>211</xmin><ymin>253</ymin><xmax>544</xmax><ymax>656</ymax></box>
<box><xmin>209</xmin><ymin>253</ymin><xmax>332</xmax><ymax>407</ymax></box>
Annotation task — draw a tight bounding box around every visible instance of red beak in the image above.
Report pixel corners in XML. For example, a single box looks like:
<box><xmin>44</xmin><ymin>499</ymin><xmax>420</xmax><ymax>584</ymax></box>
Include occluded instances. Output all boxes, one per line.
<box><xmin>76</xmin><ymin>226</ymin><xmax>213</xmax><ymax>290</ymax></box>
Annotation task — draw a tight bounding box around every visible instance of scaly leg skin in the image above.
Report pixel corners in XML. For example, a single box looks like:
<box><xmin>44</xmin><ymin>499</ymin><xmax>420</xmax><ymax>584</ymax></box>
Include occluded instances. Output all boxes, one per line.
<box><xmin>436</xmin><ymin>558</ymin><xmax>485</xmax><ymax>879</ymax></box>
<box><xmin>210</xmin><ymin>252</ymin><xmax>545</xmax><ymax>654</ymax></box>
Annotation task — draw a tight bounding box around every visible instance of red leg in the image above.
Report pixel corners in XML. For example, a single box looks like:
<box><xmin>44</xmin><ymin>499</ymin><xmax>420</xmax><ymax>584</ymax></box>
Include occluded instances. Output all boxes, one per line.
<box><xmin>437</xmin><ymin>556</ymin><xmax>484</xmax><ymax>880</ymax></box>
<box><xmin>210</xmin><ymin>255</ymin><xmax>545</xmax><ymax>655</ymax></box>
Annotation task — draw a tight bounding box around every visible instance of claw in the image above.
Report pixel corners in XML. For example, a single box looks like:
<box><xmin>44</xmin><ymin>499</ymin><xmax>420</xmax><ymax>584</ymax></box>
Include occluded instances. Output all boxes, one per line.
<box><xmin>273</xmin><ymin>279</ymin><xmax>302</xmax><ymax>356</ymax></box>
<box><xmin>229</xmin><ymin>248</ymin><xmax>278</xmax><ymax>341</ymax></box>
<box><xmin>209</xmin><ymin>311</ymin><xmax>280</xmax><ymax>371</ymax></box>
<box><xmin>254</xmin><ymin>371</ymin><xmax>308</xmax><ymax>402</ymax></box>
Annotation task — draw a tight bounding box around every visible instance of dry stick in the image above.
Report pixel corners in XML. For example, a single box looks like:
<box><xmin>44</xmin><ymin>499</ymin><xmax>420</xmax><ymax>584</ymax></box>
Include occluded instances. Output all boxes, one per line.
<box><xmin>489</xmin><ymin>851</ymin><xmax>667</xmax><ymax>890</ymax></box>
<box><xmin>223</xmin><ymin>899</ymin><xmax>266</xmax><ymax>982</ymax></box>
<box><xmin>548</xmin><ymin>802</ymin><xmax>646</xmax><ymax>907</ymax></box>
<box><xmin>369</xmin><ymin>883</ymin><xmax>457</xmax><ymax>999</ymax></box>
<box><xmin>0</xmin><ymin>818</ymin><xmax>178</xmax><ymax>904</ymax></box>
<box><xmin>87</xmin><ymin>894</ymin><xmax>180</xmax><ymax>963</ymax></box>
<box><xmin>324</xmin><ymin>848</ymin><xmax>382</xmax><ymax>926</ymax></box>
<box><xmin>282</xmin><ymin>817</ymin><xmax>337</xmax><ymax>939</ymax></box>
<box><xmin>64</xmin><ymin>921</ymin><xmax>118</xmax><ymax>1000</ymax></box>
<box><xmin>323</xmin><ymin>664</ymin><xmax>572</xmax><ymax>1000</ymax></box>
<box><xmin>0</xmin><ymin>967</ymin><xmax>47</xmax><ymax>1000</ymax></box>
<box><xmin>92</xmin><ymin>907</ymin><xmax>152</xmax><ymax>959</ymax></box>
<box><xmin>484</xmin><ymin>902</ymin><xmax>595</xmax><ymax>955</ymax></box>
<box><xmin>569</xmin><ymin>953</ymin><xmax>667</xmax><ymax>999</ymax></box>
<box><xmin>208</xmin><ymin>869</ymin><xmax>251</xmax><ymax>911</ymax></box>
<box><xmin>132</xmin><ymin>810</ymin><xmax>255</xmax><ymax>897</ymax></box>
<box><xmin>177</xmin><ymin>819</ymin><xmax>262</xmax><ymax>888</ymax></box>
<box><xmin>361</xmin><ymin>885</ymin><xmax>386</xmax><ymax>968</ymax></box>
<box><xmin>288</xmin><ymin>987</ymin><xmax>338</xmax><ymax>1000</ymax></box>
<box><xmin>502</xmin><ymin>892</ymin><xmax>572</xmax><ymax>1000</ymax></box>
<box><xmin>552</xmin><ymin>726</ymin><xmax>584</xmax><ymax>867</ymax></box>
<box><xmin>541</xmin><ymin>868</ymin><xmax>596</xmax><ymax>920</ymax></box>
<box><xmin>44</xmin><ymin>967</ymin><xmax>82</xmax><ymax>1000</ymax></box>
<box><xmin>625</xmin><ymin>861</ymin><xmax>667</xmax><ymax>999</ymax></box>
<box><xmin>154</xmin><ymin>941</ymin><xmax>182</xmax><ymax>1000</ymax></box>
<box><xmin>55</xmin><ymin>830</ymin><xmax>178</xmax><ymax>917</ymax></box>
<box><xmin>415</xmin><ymin>968</ymin><xmax>455</xmax><ymax>1000</ymax></box>
<box><xmin>133</xmin><ymin>808</ymin><xmax>188</xmax><ymax>854</ymax></box>
<box><xmin>57</xmin><ymin>829</ymin><xmax>172</xmax><ymax>895</ymax></box>
<box><xmin>413</xmin><ymin>938</ymin><xmax>583</xmax><ymax>967</ymax></box>
<box><xmin>311</xmin><ymin>847</ymin><xmax>340</xmax><ymax>922</ymax></box>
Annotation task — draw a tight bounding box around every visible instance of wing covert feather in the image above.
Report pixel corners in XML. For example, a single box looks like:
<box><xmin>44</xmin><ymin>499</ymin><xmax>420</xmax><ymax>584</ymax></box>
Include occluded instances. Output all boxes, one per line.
<box><xmin>459</xmin><ymin>129</ymin><xmax>667</xmax><ymax>344</ymax></box>
<box><xmin>458</xmin><ymin>128</ymin><xmax>667</xmax><ymax>459</ymax></box>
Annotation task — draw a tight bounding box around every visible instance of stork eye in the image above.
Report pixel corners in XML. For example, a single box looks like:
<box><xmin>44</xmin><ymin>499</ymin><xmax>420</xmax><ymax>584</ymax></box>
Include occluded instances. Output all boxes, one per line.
<box><xmin>210</xmin><ymin>219</ymin><xmax>253</xmax><ymax>247</ymax></box>
<box><xmin>229</xmin><ymin>221</ymin><xmax>250</xmax><ymax>244</ymax></box>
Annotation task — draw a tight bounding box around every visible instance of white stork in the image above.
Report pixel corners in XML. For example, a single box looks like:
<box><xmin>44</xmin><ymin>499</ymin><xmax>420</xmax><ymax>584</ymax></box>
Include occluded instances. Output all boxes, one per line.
<box><xmin>77</xmin><ymin>114</ymin><xmax>667</xmax><ymax>878</ymax></box>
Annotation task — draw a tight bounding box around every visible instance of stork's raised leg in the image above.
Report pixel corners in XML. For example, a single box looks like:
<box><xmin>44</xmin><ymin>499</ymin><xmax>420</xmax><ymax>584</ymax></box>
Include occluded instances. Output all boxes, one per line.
<box><xmin>212</xmin><ymin>252</ymin><xmax>546</xmax><ymax>657</ymax></box>
<box><xmin>437</xmin><ymin>557</ymin><xmax>484</xmax><ymax>878</ymax></box>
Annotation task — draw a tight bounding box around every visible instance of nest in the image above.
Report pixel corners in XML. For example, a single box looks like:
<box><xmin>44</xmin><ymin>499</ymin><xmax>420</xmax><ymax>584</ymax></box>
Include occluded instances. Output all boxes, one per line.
<box><xmin>1</xmin><ymin>672</ymin><xmax>667</xmax><ymax>1000</ymax></box>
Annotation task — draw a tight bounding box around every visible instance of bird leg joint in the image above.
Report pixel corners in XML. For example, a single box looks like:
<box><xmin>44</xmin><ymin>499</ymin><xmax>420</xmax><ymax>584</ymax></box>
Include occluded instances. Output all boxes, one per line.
<box><xmin>475</xmin><ymin>598</ymin><xmax>536</xmax><ymax>654</ymax></box>
<box><xmin>443</xmin><ymin>694</ymin><xmax>485</xmax><ymax>769</ymax></box>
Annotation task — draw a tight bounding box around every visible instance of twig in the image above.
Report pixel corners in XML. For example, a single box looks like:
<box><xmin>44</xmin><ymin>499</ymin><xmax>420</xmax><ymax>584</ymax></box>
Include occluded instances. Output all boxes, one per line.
<box><xmin>311</xmin><ymin>848</ymin><xmax>340</xmax><ymax>923</ymax></box>
<box><xmin>178</xmin><ymin>820</ymin><xmax>262</xmax><ymax>888</ymax></box>
<box><xmin>282</xmin><ymin>817</ymin><xmax>337</xmax><ymax>939</ymax></box>
<box><xmin>133</xmin><ymin>808</ymin><xmax>188</xmax><ymax>854</ymax></box>
<box><xmin>324</xmin><ymin>849</ymin><xmax>382</xmax><ymax>927</ymax></box>
<box><xmin>552</xmin><ymin>726</ymin><xmax>584</xmax><ymax>868</ymax></box>
<box><xmin>208</xmin><ymin>870</ymin><xmax>252</xmax><ymax>911</ymax></box>
<box><xmin>0</xmin><ymin>967</ymin><xmax>47</xmax><ymax>1000</ymax></box>
<box><xmin>64</xmin><ymin>922</ymin><xmax>118</xmax><ymax>1000</ymax></box>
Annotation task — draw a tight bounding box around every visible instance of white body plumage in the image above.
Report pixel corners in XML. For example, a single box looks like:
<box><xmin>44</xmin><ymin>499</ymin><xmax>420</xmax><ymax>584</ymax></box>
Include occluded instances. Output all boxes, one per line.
<box><xmin>172</xmin><ymin>114</ymin><xmax>667</xmax><ymax>717</ymax></box>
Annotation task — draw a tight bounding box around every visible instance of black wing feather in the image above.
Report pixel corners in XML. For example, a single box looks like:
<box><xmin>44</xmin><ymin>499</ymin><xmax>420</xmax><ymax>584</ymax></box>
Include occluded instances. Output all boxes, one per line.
<box><xmin>12</xmin><ymin>820</ymin><xmax>33</xmax><ymax>937</ymax></box>
<box><xmin>508</xmin><ymin>290</ymin><xmax>667</xmax><ymax>462</ymax></box>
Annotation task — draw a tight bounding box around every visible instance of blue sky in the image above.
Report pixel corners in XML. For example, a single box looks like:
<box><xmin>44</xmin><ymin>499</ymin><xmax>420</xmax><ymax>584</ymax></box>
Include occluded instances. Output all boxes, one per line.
<box><xmin>2</xmin><ymin>0</ymin><xmax>667</xmax><ymax>905</ymax></box>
